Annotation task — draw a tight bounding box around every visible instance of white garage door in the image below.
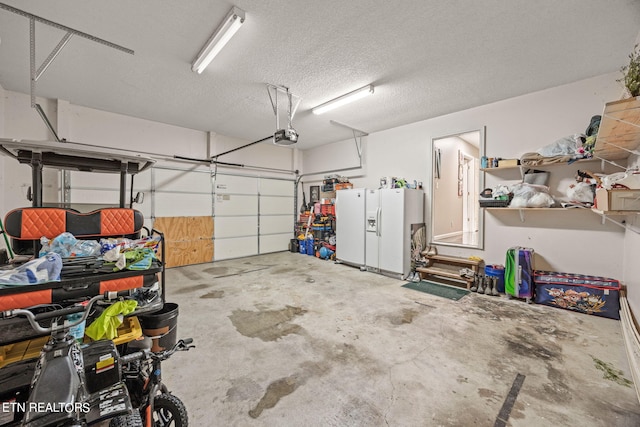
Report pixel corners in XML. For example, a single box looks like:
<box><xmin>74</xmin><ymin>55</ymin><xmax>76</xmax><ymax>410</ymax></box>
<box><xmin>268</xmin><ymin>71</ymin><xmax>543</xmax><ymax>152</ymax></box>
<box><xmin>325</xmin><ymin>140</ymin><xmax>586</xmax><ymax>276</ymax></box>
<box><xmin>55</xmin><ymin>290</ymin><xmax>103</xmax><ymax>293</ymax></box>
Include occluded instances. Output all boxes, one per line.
<box><xmin>214</xmin><ymin>173</ymin><xmax>294</xmax><ymax>261</ymax></box>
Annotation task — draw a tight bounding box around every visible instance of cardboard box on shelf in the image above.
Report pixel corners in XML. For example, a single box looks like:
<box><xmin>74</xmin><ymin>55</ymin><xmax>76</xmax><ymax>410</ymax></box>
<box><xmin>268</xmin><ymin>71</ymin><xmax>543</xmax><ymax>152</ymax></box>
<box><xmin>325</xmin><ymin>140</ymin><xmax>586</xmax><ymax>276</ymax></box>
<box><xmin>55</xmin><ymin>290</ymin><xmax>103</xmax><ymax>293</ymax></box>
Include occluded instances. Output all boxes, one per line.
<box><xmin>320</xmin><ymin>191</ymin><xmax>336</xmax><ymax>200</ymax></box>
<box><xmin>595</xmin><ymin>188</ymin><xmax>640</xmax><ymax>211</ymax></box>
<box><xmin>498</xmin><ymin>159</ymin><xmax>519</xmax><ymax>168</ymax></box>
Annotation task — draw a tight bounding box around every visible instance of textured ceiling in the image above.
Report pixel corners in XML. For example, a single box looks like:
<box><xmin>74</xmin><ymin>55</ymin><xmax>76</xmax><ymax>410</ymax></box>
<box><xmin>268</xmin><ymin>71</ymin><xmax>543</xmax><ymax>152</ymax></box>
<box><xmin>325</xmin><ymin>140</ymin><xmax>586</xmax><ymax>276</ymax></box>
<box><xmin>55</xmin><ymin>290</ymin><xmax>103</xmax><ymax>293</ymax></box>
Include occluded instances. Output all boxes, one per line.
<box><xmin>0</xmin><ymin>0</ymin><xmax>639</xmax><ymax>150</ymax></box>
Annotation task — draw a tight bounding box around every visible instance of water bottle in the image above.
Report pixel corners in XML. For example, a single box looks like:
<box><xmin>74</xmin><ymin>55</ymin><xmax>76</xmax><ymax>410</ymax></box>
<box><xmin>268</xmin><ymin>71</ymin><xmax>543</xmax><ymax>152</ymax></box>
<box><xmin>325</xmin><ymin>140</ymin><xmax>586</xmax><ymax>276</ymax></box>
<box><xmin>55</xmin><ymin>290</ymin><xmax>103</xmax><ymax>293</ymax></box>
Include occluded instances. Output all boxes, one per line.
<box><xmin>66</xmin><ymin>312</ymin><xmax>86</xmax><ymax>343</ymax></box>
<box><xmin>481</xmin><ymin>156</ymin><xmax>488</xmax><ymax>169</ymax></box>
<box><xmin>39</xmin><ymin>237</ymin><xmax>51</xmax><ymax>257</ymax></box>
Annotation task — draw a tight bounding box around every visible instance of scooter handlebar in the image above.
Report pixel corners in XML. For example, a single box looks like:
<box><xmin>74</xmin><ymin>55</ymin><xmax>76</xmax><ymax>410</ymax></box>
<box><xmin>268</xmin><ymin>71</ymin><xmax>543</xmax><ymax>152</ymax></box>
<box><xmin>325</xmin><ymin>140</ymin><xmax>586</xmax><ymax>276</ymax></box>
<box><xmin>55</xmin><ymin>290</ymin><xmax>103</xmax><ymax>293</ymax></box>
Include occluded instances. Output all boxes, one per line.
<box><xmin>120</xmin><ymin>338</ymin><xmax>195</xmax><ymax>366</ymax></box>
<box><xmin>0</xmin><ymin>292</ymin><xmax>119</xmax><ymax>334</ymax></box>
<box><xmin>120</xmin><ymin>349</ymin><xmax>149</xmax><ymax>365</ymax></box>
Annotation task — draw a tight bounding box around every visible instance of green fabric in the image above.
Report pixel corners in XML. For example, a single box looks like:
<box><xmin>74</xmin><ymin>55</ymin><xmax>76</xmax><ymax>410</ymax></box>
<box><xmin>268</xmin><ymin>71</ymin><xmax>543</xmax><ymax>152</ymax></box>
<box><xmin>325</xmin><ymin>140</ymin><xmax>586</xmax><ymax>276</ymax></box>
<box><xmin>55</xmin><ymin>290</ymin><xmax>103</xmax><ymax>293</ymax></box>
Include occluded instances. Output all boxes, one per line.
<box><xmin>107</xmin><ymin>248</ymin><xmax>156</xmax><ymax>272</ymax></box>
<box><xmin>125</xmin><ymin>248</ymin><xmax>155</xmax><ymax>270</ymax></box>
<box><xmin>504</xmin><ymin>248</ymin><xmax>516</xmax><ymax>296</ymax></box>
<box><xmin>85</xmin><ymin>300</ymin><xmax>138</xmax><ymax>340</ymax></box>
<box><xmin>402</xmin><ymin>280</ymin><xmax>469</xmax><ymax>301</ymax></box>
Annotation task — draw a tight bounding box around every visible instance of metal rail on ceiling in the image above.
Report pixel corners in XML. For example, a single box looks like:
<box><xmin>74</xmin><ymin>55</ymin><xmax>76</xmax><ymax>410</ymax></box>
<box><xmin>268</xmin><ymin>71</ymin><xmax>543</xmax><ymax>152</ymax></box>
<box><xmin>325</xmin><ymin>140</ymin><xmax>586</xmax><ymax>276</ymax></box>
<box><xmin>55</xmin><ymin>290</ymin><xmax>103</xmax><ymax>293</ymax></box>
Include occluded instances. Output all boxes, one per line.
<box><xmin>0</xmin><ymin>2</ymin><xmax>134</xmax><ymax>138</ymax></box>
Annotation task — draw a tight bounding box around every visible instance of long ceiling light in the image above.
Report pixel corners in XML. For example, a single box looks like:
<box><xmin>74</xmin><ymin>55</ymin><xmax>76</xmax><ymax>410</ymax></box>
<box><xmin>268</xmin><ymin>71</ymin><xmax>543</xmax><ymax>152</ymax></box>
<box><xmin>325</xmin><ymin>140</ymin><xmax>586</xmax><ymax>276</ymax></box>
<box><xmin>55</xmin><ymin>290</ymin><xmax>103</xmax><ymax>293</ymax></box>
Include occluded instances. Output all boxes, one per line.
<box><xmin>311</xmin><ymin>85</ymin><xmax>374</xmax><ymax>115</ymax></box>
<box><xmin>191</xmin><ymin>6</ymin><xmax>245</xmax><ymax>74</ymax></box>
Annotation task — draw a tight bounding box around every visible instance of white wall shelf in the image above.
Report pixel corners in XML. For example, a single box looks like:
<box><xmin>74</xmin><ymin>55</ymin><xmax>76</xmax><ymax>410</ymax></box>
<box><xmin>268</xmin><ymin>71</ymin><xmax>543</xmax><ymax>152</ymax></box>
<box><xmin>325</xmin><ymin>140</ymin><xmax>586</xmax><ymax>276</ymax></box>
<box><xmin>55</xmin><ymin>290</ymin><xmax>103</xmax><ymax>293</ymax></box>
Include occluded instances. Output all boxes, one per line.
<box><xmin>590</xmin><ymin>208</ymin><xmax>640</xmax><ymax>235</ymax></box>
<box><xmin>484</xmin><ymin>206</ymin><xmax>588</xmax><ymax>222</ymax></box>
<box><xmin>480</xmin><ymin>158</ymin><xmax>603</xmax><ymax>174</ymax></box>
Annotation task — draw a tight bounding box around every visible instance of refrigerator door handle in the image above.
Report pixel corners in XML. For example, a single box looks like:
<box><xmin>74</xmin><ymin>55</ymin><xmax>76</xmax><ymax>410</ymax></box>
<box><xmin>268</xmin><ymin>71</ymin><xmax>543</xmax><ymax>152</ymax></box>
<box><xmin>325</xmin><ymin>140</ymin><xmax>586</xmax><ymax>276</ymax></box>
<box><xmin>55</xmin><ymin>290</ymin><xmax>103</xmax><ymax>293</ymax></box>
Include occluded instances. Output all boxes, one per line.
<box><xmin>377</xmin><ymin>207</ymin><xmax>382</xmax><ymax>237</ymax></box>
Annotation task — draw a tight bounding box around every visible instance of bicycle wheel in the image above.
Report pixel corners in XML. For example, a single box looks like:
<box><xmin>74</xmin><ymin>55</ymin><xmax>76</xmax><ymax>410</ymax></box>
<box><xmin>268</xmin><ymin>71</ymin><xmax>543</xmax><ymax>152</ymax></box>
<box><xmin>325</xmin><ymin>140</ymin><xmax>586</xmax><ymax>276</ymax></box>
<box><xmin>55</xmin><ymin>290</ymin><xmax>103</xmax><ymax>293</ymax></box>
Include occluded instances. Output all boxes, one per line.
<box><xmin>152</xmin><ymin>393</ymin><xmax>188</xmax><ymax>427</ymax></box>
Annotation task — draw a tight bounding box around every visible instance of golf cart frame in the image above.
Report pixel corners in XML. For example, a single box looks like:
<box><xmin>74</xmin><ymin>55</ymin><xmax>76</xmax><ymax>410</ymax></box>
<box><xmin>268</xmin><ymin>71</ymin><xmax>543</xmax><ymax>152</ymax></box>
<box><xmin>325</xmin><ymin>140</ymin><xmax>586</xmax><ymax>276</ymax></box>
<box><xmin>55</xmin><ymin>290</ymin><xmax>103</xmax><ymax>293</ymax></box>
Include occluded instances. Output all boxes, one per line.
<box><xmin>0</xmin><ymin>138</ymin><xmax>165</xmax><ymax>344</ymax></box>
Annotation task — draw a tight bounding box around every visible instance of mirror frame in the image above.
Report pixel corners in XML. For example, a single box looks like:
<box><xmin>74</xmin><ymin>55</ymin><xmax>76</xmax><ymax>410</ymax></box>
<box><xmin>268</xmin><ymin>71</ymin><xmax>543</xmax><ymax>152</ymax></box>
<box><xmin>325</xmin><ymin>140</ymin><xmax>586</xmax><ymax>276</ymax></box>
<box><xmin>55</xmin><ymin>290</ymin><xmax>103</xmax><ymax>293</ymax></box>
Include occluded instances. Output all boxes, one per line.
<box><xmin>428</xmin><ymin>126</ymin><xmax>485</xmax><ymax>250</ymax></box>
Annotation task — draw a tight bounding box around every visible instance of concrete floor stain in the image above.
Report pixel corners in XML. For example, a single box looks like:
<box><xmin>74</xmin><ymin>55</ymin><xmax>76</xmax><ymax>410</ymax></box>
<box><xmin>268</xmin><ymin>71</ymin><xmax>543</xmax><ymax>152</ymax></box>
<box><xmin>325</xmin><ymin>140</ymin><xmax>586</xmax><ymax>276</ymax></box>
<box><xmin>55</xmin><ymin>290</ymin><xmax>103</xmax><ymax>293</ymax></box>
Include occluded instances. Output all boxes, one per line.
<box><xmin>203</xmin><ymin>266</ymin><xmax>230</xmax><ymax>275</ymax></box>
<box><xmin>248</xmin><ymin>375</ymin><xmax>299</xmax><ymax>418</ymax></box>
<box><xmin>504</xmin><ymin>327</ymin><xmax>561</xmax><ymax>360</ymax></box>
<box><xmin>225</xmin><ymin>377</ymin><xmax>262</xmax><ymax>402</ymax></box>
<box><xmin>464</xmin><ymin>297</ymin><xmax>546</xmax><ymax>322</ymax></box>
<box><xmin>175</xmin><ymin>283</ymin><xmax>210</xmax><ymax>294</ymax></box>
<box><xmin>179</xmin><ymin>268</ymin><xmax>202</xmax><ymax>281</ymax></box>
<box><xmin>477</xmin><ymin>388</ymin><xmax>498</xmax><ymax>402</ymax></box>
<box><xmin>270</xmin><ymin>266</ymin><xmax>296</xmax><ymax>275</ymax></box>
<box><xmin>510</xmin><ymin>401</ymin><xmax>526</xmax><ymax>420</ymax></box>
<box><xmin>229</xmin><ymin>305</ymin><xmax>307</xmax><ymax>341</ymax></box>
<box><xmin>200</xmin><ymin>290</ymin><xmax>225</xmax><ymax>299</ymax></box>
<box><xmin>389</xmin><ymin>308</ymin><xmax>418</xmax><ymax>326</ymax></box>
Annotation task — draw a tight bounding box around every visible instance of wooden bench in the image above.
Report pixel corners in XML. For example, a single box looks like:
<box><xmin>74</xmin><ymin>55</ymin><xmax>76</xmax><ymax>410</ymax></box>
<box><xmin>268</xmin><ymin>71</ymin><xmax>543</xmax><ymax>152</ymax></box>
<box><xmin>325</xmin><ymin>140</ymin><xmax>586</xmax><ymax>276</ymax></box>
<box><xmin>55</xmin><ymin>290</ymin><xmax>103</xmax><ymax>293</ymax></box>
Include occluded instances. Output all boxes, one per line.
<box><xmin>416</xmin><ymin>254</ymin><xmax>482</xmax><ymax>289</ymax></box>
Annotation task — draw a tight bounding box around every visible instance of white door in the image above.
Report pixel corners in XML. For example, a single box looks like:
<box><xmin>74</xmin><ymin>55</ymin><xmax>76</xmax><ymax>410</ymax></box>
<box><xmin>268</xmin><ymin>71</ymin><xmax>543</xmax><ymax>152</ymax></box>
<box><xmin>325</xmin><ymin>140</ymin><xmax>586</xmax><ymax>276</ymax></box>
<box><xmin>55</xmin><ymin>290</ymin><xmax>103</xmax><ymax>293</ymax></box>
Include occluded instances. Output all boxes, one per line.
<box><xmin>379</xmin><ymin>189</ymin><xmax>405</xmax><ymax>275</ymax></box>
<box><xmin>365</xmin><ymin>189</ymin><xmax>380</xmax><ymax>270</ymax></box>
<box><xmin>259</xmin><ymin>178</ymin><xmax>295</xmax><ymax>254</ymax></box>
<box><xmin>214</xmin><ymin>175</ymin><xmax>259</xmax><ymax>260</ymax></box>
<box><xmin>214</xmin><ymin>174</ymin><xmax>294</xmax><ymax>260</ymax></box>
<box><xmin>462</xmin><ymin>155</ymin><xmax>474</xmax><ymax>233</ymax></box>
<box><xmin>336</xmin><ymin>189</ymin><xmax>366</xmax><ymax>266</ymax></box>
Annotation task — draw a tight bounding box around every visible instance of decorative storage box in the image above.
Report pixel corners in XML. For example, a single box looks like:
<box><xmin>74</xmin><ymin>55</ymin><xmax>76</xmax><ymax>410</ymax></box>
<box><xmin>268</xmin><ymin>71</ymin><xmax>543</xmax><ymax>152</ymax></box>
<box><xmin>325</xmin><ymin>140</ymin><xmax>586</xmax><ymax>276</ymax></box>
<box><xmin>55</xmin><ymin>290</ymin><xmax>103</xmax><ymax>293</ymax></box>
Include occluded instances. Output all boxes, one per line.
<box><xmin>595</xmin><ymin>188</ymin><xmax>640</xmax><ymax>212</ymax></box>
<box><xmin>533</xmin><ymin>270</ymin><xmax>621</xmax><ymax>319</ymax></box>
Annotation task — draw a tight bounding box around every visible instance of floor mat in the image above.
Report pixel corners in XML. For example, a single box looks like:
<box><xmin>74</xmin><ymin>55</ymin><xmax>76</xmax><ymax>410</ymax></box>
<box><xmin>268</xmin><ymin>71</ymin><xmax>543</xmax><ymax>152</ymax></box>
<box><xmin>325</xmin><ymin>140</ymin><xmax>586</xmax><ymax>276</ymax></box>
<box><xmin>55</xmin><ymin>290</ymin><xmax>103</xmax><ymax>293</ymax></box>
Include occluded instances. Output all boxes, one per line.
<box><xmin>401</xmin><ymin>280</ymin><xmax>469</xmax><ymax>301</ymax></box>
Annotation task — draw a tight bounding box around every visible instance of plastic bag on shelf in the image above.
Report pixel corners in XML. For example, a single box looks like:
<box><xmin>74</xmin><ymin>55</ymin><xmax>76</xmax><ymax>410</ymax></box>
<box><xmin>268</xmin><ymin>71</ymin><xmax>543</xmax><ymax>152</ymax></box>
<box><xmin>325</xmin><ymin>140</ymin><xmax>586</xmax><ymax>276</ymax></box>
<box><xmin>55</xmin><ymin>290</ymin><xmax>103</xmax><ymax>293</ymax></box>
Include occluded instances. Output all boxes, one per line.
<box><xmin>509</xmin><ymin>183</ymin><xmax>555</xmax><ymax>208</ymax></box>
<box><xmin>48</xmin><ymin>232</ymin><xmax>102</xmax><ymax>258</ymax></box>
<box><xmin>100</xmin><ymin>235</ymin><xmax>161</xmax><ymax>255</ymax></box>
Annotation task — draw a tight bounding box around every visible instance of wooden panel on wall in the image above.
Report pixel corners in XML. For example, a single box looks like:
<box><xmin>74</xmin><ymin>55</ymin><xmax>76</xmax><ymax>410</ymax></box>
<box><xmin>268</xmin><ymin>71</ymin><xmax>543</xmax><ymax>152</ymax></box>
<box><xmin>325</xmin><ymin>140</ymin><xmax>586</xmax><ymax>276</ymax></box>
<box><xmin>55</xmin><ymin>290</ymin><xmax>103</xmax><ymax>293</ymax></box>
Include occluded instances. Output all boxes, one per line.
<box><xmin>154</xmin><ymin>216</ymin><xmax>214</xmax><ymax>268</ymax></box>
<box><xmin>162</xmin><ymin>240</ymin><xmax>213</xmax><ymax>268</ymax></box>
<box><xmin>153</xmin><ymin>216</ymin><xmax>213</xmax><ymax>241</ymax></box>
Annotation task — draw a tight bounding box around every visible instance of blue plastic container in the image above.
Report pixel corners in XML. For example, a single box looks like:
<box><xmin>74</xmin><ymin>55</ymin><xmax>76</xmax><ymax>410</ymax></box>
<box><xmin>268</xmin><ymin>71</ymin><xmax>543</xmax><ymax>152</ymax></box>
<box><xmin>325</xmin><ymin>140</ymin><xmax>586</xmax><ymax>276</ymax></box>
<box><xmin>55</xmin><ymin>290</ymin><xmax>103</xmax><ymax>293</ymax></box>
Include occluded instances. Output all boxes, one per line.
<box><xmin>306</xmin><ymin>237</ymin><xmax>315</xmax><ymax>256</ymax></box>
<box><xmin>485</xmin><ymin>264</ymin><xmax>505</xmax><ymax>293</ymax></box>
<box><xmin>298</xmin><ymin>239</ymin><xmax>306</xmax><ymax>254</ymax></box>
<box><xmin>66</xmin><ymin>312</ymin><xmax>86</xmax><ymax>343</ymax></box>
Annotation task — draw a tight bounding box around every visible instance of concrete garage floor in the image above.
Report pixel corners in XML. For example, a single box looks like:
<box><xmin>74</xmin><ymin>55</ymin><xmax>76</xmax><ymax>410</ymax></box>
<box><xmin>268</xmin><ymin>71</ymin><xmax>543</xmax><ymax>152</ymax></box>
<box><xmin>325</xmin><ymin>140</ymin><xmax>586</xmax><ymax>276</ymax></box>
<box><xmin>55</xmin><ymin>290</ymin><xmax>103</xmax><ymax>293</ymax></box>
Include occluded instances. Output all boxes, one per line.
<box><xmin>160</xmin><ymin>252</ymin><xmax>640</xmax><ymax>426</ymax></box>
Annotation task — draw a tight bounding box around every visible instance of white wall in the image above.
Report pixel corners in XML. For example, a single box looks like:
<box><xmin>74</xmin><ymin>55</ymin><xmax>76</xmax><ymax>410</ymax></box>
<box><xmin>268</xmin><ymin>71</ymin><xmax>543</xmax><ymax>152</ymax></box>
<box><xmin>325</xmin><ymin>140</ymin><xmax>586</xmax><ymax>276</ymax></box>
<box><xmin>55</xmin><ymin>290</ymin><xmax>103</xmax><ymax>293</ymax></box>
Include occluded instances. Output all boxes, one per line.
<box><xmin>304</xmin><ymin>72</ymin><xmax>627</xmax><ymax>282</ymax></box>
<box><xmin>623</xmin><ymin>153</ymin><xmax>640</xmax><ymax>316</ymax></box>
<box><xmin>1</xmin><ymin>91</ymin><xmax>59</xmax><ymax>222</ymax></box>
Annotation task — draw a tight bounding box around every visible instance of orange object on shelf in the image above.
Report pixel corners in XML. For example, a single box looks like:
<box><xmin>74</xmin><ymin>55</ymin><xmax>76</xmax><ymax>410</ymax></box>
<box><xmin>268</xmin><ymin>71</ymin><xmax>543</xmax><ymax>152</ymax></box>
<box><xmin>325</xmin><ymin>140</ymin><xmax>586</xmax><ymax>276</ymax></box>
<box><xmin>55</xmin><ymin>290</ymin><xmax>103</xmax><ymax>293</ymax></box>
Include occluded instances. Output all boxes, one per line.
<box><xmin>335</xmin><ymin>183</ymin><xmax>353</xmax><ymax>190</ymax></box>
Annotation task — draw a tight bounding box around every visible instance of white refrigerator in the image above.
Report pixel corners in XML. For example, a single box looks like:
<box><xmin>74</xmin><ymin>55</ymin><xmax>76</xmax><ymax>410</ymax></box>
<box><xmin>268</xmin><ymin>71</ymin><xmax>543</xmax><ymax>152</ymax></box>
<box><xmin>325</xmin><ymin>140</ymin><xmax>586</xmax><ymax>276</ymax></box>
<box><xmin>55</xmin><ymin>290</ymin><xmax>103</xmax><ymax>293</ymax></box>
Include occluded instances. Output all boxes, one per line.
<box><xmin>335</xmin><ymin>188</ymin><xmax>367</xmax><ymax>268</ymax></box>
<box><xmin>336</xmin><ymin>188</ymin><xmax>424</xmax><ymax>279</ymax></box>
<box><xmin>365</xmin><ymin>188</ymin><xmax>424</xmax><ymax>279</ymax></box>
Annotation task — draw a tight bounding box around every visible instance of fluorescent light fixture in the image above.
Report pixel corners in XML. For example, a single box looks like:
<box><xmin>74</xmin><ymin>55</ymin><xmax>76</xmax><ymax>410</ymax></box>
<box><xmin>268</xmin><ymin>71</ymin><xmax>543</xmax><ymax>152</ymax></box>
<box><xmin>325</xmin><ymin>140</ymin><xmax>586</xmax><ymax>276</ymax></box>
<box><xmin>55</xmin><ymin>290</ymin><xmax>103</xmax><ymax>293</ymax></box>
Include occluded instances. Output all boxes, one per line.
<box><xmin>191</xmin><ymin>6</ymin><xmax>245</xmax><ymax>74</ymax></box>
<box><xmin>311</xmin><ymin>85</ymin><xmax>374</xmax><ymax>115</ymax></box>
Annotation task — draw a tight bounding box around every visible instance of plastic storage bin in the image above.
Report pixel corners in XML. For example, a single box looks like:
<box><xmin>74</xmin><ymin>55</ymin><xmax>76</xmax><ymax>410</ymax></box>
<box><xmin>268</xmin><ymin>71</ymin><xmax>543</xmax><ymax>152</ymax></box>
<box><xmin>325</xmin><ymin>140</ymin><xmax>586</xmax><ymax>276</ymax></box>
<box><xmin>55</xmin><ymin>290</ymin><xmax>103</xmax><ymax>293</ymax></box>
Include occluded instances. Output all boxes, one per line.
<box><xmin>534</xmin><ymin>271</ymin><xmax>621</xmax><ymax>319</ymax></box>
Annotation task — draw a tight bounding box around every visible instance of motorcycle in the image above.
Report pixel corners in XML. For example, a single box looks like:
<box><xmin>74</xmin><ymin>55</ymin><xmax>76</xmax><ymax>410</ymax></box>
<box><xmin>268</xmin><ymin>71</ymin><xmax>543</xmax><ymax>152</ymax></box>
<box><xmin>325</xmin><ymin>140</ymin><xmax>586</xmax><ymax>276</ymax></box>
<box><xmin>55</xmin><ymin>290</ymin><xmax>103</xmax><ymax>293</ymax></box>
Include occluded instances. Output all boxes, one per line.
<box><xmin>0</xmin><ymin>292</ymin><xmax>193</xmax><ymax>427</ymax></box>
<box><xmin>0</xmin><ymin>292</ymin><xmax>139</xmax><ymax>426</ymax></box>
